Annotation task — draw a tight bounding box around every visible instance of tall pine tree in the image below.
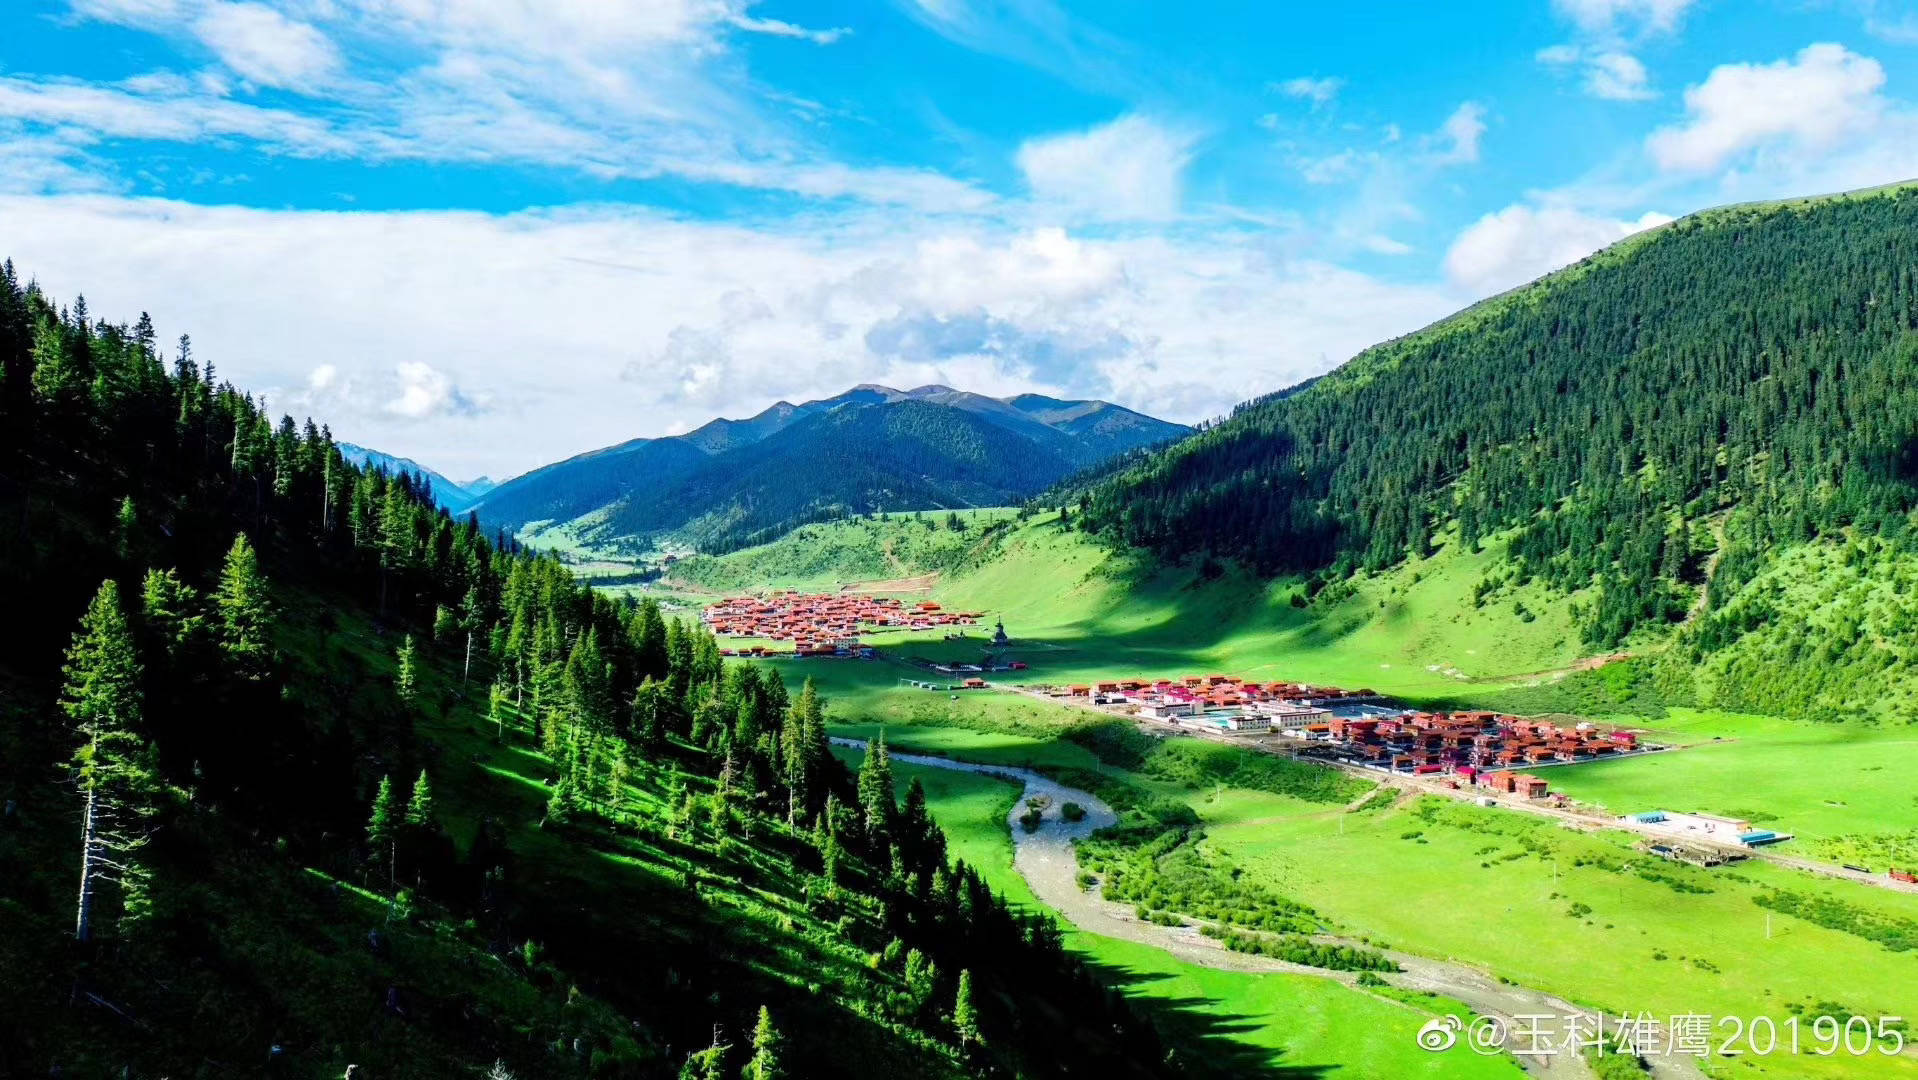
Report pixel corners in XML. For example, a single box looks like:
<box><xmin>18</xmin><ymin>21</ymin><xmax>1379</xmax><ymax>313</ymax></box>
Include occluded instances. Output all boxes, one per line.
<box><xmin>62</xmin><ymin>580</ymin><xmax>159</xmax><ymax>941</ymax></box>
<box><xmin>213</xmin><ymin>533</ymin><xmax>274</xmax><ymax>678</ymax></box>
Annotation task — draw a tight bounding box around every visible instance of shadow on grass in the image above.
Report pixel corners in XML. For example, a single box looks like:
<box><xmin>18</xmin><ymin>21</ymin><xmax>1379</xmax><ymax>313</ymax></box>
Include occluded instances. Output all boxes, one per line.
<box><xmin>1075</xmin><ymin>953</ymin><xmax>1340</xmax><ymax>1079</ymax></box>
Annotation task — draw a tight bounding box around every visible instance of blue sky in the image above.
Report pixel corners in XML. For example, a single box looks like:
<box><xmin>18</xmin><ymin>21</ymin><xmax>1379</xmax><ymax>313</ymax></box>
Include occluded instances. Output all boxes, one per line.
<box><xmin>4</xmin><ymin>0</ymin><xmax>1918</xmax><ymax>479</ymax></box>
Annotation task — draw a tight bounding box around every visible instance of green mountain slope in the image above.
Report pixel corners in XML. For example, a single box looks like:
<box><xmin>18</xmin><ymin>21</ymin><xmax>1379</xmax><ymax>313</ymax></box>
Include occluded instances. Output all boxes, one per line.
<box><xmin>337</xmin><ymin>441</ymin><xmax>483</xmax><ymax>514</ymax></box>
<box><xmin>474</xmin><ymin>385</ymin><xmax>1188</xmax><ymax>554</ymax></box>
<box><xmin>1081</xmin><ymin>183</ymin><xmax>1918</xmax><ymax>658</ymax></box>
<box><xmin>0</xmin><ymin>263</ymin><xmax>1189</xmax><ymax>1079</ymax></box>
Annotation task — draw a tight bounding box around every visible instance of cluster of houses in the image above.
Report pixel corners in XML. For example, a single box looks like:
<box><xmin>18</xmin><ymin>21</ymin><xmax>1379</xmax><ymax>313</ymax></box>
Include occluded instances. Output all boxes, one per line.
<box><xmin>1053</xmin><ymin>675</ymin><xmax>1655</xmax><ymax>803</ymax></box>
<box><xmin>1311</xmin><ymin>711</ymin><xmax>1642</xmax><ymax>774</ymax></box>
<box><xmin>704</xmin><ymin>592</ymin><xmax>983</xmax><ymax>657</ymax></box>
<box><xmin>1054</xmin><ymin>675</ymin><xmax>1380</xmax><ymax>733</ymax></box>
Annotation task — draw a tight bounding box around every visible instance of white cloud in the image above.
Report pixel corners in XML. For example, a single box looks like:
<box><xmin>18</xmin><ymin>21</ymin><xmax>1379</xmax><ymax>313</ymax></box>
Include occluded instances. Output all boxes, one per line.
<box><xmin>192</xmin><ymin>2</ymin><xmax>342</xmax><ymax>91</ymax></box>
<box><xmin>1359</xmin><ymin>233</ymin><xmax>1413</xmax><ymax>256</ymax></box>
<box><xmin>1864</xmin><ymin>6</ymin><xmax>1918</xmax><ymax>44</ymax></box>
<box><xmin>1552</xmin><ymin>0</ymin><xmax>1697</xmax><ymax>35</ymax></box>
<box><xmin>1299</xmin><ymin>149</ymin><xmax>1365</xmax><ymax>185</ymax></box>
<box><xmin>0</xmin><ymin>75</ymin><xmax>354</xmax><ymax>154</ymax></box>
<box><xmin>41</xmin><ymin>0</ymin><xmax>949</xmax><ymax>210</ymax></box>
<box><xmin>1586</xmin><ymin>51</ymin><xmax>1655</xmax><ymax>100</ymax></box>
<box><xmin>1443</xmin><ymin>204</ymin><xmax>1672</xmax><ymax>295</ymax></box>
<box><xmin>1016</xmin><ymin>114</ymin><xmax>1197</xmax><ymax>222</ymax></box>
<box><xmin>1427</xmin><ymin>102</ymin><xmax>1486</xmax><ymax>165</ymax></box>
<box><xmin>386</xmin><ymin>360</ymin><xmax>478</xmax><ymax>419</ymax></box>
<box><xmin>1647</xmin><ymin>44</ymin><xmax>1886</xmax><ymax>174</ymax></box>
<box><xmin>69</xmin><ymin>0</ymin><xmax>185</xmax><ymax>19</ymax></box>
<box><xmin>728</xmin><ymin>13</ymin><xmax>851</xmax><ymax>44</ymax></box>
<box><xmin>0</xmin><ymin>194</ymin><xmax>1455</xmax><ymax>477</ymax></box>
<box><xmin>1537</xmin><ymin>44</ymin><xmax>1657</xmax><ymax>101</ymax></box>
<box><xmin>1544</xmin><ymin>0</ymin><xmax>1692</xmax><ymax>102</ymax></box>
<box><xmin>1273</xmin><ymin>76</ymin><xmax>1343</xmax><ymax>107</ymax></box>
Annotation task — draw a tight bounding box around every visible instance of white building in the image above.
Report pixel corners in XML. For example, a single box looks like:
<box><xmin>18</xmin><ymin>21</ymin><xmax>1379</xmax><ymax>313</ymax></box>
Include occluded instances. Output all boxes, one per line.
<box><xmin>1253</xmin><ymin>701</ymin><xmax>1331</xmax><ymax>730</ymax></box>
<box><xmin>1626</xmin><ymin>811</ymin><xmax>1785</xmax><ymax>846</ymax></box>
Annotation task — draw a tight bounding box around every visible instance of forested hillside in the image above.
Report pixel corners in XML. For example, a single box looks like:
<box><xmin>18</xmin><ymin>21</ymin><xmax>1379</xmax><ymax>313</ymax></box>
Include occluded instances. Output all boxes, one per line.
<box><xmin>475</xmin><ymin>385</ymin><xmax>1187</xmax><ymax>555</ymax></box>
<box><xmin>1082</xmin><ymin>185</ymin><xmax>1918</xmax><ymax>655</ymax></box>
<box><xmin>337</xmin><ymin>441</ymin><xmax>486</xmax><ymax>514</ymax></box>
<box><xmin>0</xmin><ymin>261</ymin><xmax>1182</xmax><ymax>1078</ymax></box>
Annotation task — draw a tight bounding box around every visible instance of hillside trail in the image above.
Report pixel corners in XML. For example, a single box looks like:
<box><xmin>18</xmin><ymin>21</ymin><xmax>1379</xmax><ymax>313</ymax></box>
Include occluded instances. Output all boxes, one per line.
<box><xmin>835</xmin><ymin>739</ymin><xmax>1707</xmax><ymax>1080</ymax></box>
<box><xmin>1435</xmin><ymin>652</ymin><xmax>1633</xmax><ymax>685</ymax></box>
<box><xmin>1682</xmin><ymin>515</ymin><xmax>1730</xmax><ymax>625</ymax></box>
<box><xmin>838</xmin><ymin>572</ymin><xmax>939</xmax><ymax>594</ymax></box>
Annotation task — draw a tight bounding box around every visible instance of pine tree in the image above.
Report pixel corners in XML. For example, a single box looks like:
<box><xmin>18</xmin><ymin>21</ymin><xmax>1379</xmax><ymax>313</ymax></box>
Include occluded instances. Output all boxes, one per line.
<box><xmin>405</xmin><ymin>769</ymin><xmax>433</xmax><ymax>828</ymax></box>
<box><xmin>62</xmin><ymin>580</ymin><xmax>158</xmax><ymax>941</ymax></box>
<box><xmin>782</xmin><ymin>678</ymin><xmax>829</xmax><ymax>822</ymax></box>
<box><xmin>856</xmin><ymin>734</ymin><xmax>895</xmax><ymax>839</ymax></box>
<box><xmin>953</xmin><ymin>969</ymin><xmax>981</xmax><ymax>1050</ymax></box>
<box><xmin>488</xmin><ymin>679</ymin><xmax>510</xmax><ymax>743</ymax></box>
<box><xmin>213</xmin><ymin>533</ymin><xmax>274</xmax><ymax>677</ymax></box>
<box><xmin>140</xmin><ymin>567</ymin><xmax>205</xmax><ymax>660</ymax></box>
<box><xmin>679</xmin><ymin>1027</ymin><xmax>731</xmax><ymax>1080</ymax></box>
<box><xmin>743</xmin><ymin>1006</ymin><xmax>785</xmax><ymax>1080</ymax></box>
<box><xmin>113</xmin><ymin>495</ymin><xmax>138</xmax><ymax>562</ymax></box>
<box><xmin>366</xmin><ymin>774</ymin><xmax>399</xmax><ymax>888</ymax></box>
<box><xmin>629</xmin><ymin>597</ymin><xmax>668</xmax><ymax>681</ymax></box>
<box><xmin>563</xmin><ymin>626</ymin><xmax>613</xmax><ymax>734</ymax></box>
<box><xmin>396</xmin><ymin>634</ymin><xmax>420</xmax><ymax>710</ymax></box>
<box><xmin>459</xmin><ymin>584</ymin><xmax>484</xmax><ymax>684</ymax></box>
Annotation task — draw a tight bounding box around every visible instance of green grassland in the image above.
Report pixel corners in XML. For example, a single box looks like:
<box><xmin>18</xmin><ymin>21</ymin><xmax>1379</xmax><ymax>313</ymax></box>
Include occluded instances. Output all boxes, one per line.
<box><xmin>710</xmin><ymin>514</ymin><xmax>1918</xmax><ymax>878</ymax></box>
<box><xmin>698</xmin><ymin>511</ymin><xmax>1590</xmax><ymax>699</ymax></box>
<box><xmin>1189</xmin><ymin>789</ymin><xmax>1918</xmax><ymax>1080</ymax></box>
<box><xmin>1546</xmin><ymin>710</ymin><xmax>1918</xmax><ymax>862</ymax></box>
<box><xmin>858</xmin><ymin>751</ymin><xmax>1525</xmax><ymax>1080</ymax></box>
<box><xmin>806</xmin><ymin>671</ymin><xmax>1918</xmax><ymax>1080</ymax></box>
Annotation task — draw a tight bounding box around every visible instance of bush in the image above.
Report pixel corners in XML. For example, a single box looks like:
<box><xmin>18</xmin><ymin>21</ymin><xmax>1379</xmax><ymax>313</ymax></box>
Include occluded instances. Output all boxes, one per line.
<box><xmin>1200</xmin><ymin>925</ymin><xmax>1398</xmax><ymax>972</ymax></box>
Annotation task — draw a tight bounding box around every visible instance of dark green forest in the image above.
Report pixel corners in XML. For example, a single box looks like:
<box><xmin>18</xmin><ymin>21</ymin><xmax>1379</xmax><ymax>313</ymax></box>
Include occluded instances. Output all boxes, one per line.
<box><xmin>1080</xmin><ymin>186</ymin><xmax>1918</xmax><ymax>648</ymax></box>
<box><xmin>0</xmin><ymin>261</ymin><xmax>1185</xmax><ymax>1079</ymax></box>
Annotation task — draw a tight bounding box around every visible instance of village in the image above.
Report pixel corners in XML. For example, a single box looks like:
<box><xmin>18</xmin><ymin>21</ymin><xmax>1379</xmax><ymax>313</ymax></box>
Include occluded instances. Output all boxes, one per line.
<box><xmin>698</xmin><ymin>596</ymin><xmax>1829</xmax><ymax>865</ymax></box>
<box><xmin>702</xmin><ymin>590</ymin><xmax>985</xmax><ymax>657</ymax></box>
<box><xmin>1028</xmin><ymin>673</ymin><xmax>1866</xmax><ymax>870</ymax></box>
<box><xmin>1037</xmin><ymin>673</ymin><xmax>1673</xmax><ymax>807</ymax></box>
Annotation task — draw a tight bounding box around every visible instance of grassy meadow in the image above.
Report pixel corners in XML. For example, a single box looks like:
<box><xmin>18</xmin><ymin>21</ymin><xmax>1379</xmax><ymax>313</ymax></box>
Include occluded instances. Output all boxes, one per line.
<box><xmin>803</xmin><ymin>668</ymin><xmax>1918</xmax><ymax>1080</ymax></box>
<box><xmin>858</xmin><ymin>751</ymin><xmax>1526</xmax><ymax>1079</ymax></box>
<box><xmin>1545</xmin><ymin>710</ymin><xmax>1918</xmax><ymax>866</ymax></box>
<box><xmin>683</xmin><ymin>511</ymin><xmax>1592</xmax><ymax>699</ymax></box>
<box><xmin>1202</xmin><ymin>791</ymin><xmax>1918</xmax><ymax>1079</ymax></box>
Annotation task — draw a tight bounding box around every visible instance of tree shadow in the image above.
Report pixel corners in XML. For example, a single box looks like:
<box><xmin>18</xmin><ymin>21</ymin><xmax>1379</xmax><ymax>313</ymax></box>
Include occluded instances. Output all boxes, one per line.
<box><xmin>1073</xmin><ymin>953</ymin><xmax>1343</xmax><ymax>1079</ymax></box>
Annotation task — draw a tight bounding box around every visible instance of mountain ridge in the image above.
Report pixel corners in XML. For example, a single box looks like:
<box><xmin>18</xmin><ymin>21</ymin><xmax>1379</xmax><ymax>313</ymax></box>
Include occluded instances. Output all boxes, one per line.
<box><xmin>335</xmin><ymin>442</ymin><xmax>483</xmax><ymax>514</ymax></box>
<box><xmin>467</xmin><ymin>383</ymin><xmax>1189</xmax><ymax>553</ymax></box>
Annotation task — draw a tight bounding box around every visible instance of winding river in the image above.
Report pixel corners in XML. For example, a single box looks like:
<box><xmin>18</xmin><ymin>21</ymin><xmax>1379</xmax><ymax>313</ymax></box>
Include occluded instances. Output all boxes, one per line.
<box><xmin>833</xmin><ymin>738</ymin><xmax>1707</xmax><ymax>1080</ymax></box>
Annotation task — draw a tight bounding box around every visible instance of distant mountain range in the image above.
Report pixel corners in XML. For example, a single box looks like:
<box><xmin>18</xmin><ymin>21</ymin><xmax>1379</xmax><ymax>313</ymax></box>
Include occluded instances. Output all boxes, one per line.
<box><xmin>336</xmin><ymin>443</ymin><xmax>492</xmax><ymax>515</ymax></box>
<box><xmin>427</xmin><ymin>384</ymin><xmax>1187</xmax><ymax>552</ymax></box>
